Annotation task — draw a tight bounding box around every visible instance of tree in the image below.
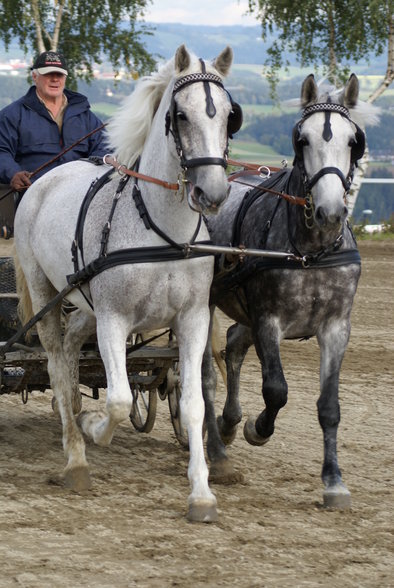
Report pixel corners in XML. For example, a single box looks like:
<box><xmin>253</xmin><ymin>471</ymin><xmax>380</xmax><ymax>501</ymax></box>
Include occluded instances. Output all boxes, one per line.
<box><xmin>0</xmin><ymin>0</ymin><xmax>156</xmax><ymax>89</ymax></box>
<box><xmin>247</xmin><ymin>0</ymin><xmax>393</xmax><ymax>214</ymax></box>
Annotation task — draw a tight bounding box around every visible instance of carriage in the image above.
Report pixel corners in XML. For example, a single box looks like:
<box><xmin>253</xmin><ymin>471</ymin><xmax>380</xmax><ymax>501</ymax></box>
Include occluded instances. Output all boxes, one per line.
<box><xmin>0</xmin><ymin>251</ymin><xmax>187</xmax><ymax>441</ymax></box>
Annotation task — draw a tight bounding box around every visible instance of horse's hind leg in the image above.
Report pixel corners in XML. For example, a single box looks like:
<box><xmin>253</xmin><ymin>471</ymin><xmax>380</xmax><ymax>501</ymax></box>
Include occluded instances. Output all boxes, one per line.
<box><xmin>220</xmin><ymin>322</ymin><xmax>254</xmax><ymax>443</ymax></box>
<box><xmin>26</xmin><ymin>273</ymin><xmax>91</xmax><ymax>491</ymax></box>
<box><xmin>203</xmin><ymin>312</ymin><xmax>244</xmax><ymax>484</ymax></box>
<box><xmin>62</xmin><ymin>309</ymin><xmax>97</xmax><ymax>414</ymax></box>
<box><xmin>317</xmin><ymin>322</ymin><xmax>352</xmax><ymax>509</ymax></box>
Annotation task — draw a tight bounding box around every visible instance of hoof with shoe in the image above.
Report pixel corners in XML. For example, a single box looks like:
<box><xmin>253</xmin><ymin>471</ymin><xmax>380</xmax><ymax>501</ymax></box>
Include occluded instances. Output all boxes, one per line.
<box><xmin>217</xmin><ymin>415</ymin><xmax>238</xmax><ymax>445</ymax></box>
<box><xmin>243</xmin><ymin>416</ymin><xmax>271</xmax><ymax>446</ymax></box>
<box><xmin>323</xmin><ymin>484</ymin><xmax>351</xmax><ymax>509</ymax></box>
<box><xmin>209</xmin><ymin>458</ymin><xmax>244</xmax><ymax>485</ymax></box>
<box><xmin>64</xmin><ymin>466</ymin><xmax>92</xmax><ymax>494</ymax></box>
<box><xmin>187</xmin><ymin>500</ymin><xmax>218</xmax><ymax>523</ymax></box>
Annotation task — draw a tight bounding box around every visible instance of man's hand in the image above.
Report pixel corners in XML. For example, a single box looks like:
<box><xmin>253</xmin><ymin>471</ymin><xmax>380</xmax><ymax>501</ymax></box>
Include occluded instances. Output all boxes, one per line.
<box><xmin>10</xmin><ymin>170</ymin><xmax>32</xmax><ymax>191</ymax></box>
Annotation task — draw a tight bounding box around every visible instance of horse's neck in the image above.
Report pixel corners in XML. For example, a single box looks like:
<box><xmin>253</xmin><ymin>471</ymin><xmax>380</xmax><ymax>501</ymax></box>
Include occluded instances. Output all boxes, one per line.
<box><xmin>137</xmin><ymin>118</ymin><xmax>208</xmax><ymax>244</ymax></box>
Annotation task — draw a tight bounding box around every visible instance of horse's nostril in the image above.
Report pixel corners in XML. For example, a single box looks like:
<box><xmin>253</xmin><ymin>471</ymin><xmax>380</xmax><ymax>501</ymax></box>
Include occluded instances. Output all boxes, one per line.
<box><xmin>193</xmin><ymin>186</ymin><xmax>203</xmax><ymax>199</ymax></box>
<box><xmin>315</xmin><ymin>207</ymin><xmax>324</xmax><ymax>222</ymax></box>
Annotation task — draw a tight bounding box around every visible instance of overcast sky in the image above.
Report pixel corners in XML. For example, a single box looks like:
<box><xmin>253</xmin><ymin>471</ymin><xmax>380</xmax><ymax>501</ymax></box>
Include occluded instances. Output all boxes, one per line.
<box><xmin>145</xmin><ymin>0</ymin><xmax>257</xmax><ymax>26</ymax></box>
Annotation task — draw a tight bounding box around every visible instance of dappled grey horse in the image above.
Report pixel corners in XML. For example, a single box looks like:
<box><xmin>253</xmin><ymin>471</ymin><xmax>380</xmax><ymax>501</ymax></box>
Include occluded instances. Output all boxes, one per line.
<box><xmin>14</xmin><ymin>44</ymin><xmax>242</xmax><ymax>522</ymax></box>
<box><xmin>202</xmin><ymin>73</ymin><xmax>379</xmax><ymax>508</ymax></box>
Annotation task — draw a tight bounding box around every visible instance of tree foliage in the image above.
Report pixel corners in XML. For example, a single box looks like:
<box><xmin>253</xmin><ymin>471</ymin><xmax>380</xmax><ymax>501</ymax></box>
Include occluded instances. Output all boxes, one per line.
<box><xmin>247</xmin><ymin>0</ymin><xmax>393</xmax><ymax>100</ymax></box>
<box><xmin>0</xmin><ymin>0</ymin><xmax>156</xmax><ymax>89</ymax></box>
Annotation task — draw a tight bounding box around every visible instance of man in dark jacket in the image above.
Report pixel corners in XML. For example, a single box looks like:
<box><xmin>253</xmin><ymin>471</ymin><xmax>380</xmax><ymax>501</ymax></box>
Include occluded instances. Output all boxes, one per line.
<box><xmin>0</xmin><ymin>50</ymin><xmax>107</xmax><ymax>194</ymax></box>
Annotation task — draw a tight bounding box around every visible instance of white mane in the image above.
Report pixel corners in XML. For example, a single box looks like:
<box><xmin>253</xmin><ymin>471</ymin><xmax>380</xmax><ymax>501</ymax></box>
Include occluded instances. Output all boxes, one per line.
<box><xmin>106</xmin><ymin>51</ymin><xmax>227</xmax><ymax>168</ymax></box>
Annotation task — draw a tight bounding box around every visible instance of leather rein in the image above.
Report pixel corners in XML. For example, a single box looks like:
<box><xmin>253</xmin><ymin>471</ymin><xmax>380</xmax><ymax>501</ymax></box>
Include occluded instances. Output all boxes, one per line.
<box><xmin>103</xmin><ymin>154</ymin><xmax>181</xmax><ymax>191</ymax></box>
<box><xmin>102</xmin><ymin>154</ymin><xmax>307</xmax><ymax>206</ymax></box>
<box><xmin>227</xmin><ymin>160</ymin><xmax>307</xmax><ymax>207</ymax></box>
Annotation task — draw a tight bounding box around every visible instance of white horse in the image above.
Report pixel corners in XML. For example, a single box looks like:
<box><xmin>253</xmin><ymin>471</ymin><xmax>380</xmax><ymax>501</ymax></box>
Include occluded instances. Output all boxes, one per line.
<box><xmin>14</xmin><ymin>45</ymin><xmax>239</xmax><ymax>522</ymax></box>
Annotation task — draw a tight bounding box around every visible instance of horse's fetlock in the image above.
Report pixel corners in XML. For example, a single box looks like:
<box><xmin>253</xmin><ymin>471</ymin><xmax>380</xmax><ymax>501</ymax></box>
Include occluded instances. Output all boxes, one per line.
<box><xmin>263</xmin><ymin>381</ymin><xmax>288</xmax><ymax>410</ymax></box>
<box><xmin>107</xmin><ymin>400</ymin><xmax>132</xmax><ymax>423</ymax></box>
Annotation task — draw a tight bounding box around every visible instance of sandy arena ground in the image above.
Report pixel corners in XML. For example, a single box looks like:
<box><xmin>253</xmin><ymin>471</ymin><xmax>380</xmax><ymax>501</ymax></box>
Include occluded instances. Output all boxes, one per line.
<box><xmin>0</xmin><ymin>239</ymin><xmax>393</xmax><ymax>587</ymax></box>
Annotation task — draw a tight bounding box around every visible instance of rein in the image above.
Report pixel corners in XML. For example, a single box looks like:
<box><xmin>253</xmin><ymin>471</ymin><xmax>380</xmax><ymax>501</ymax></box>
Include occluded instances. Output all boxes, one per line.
<box><xmin>103</xmin><ymin>154</ymin><xmax>181</xmax><ymax>192</ymax></box>
<box><xmin>227</xmin><ymin>158</ymin><xmax>307</xmax><ymax>206</ymax></box>
<box><xmin>229</xmin><ymin>174</ymin><xmax>307</xmax><ymax>207</ymax></box>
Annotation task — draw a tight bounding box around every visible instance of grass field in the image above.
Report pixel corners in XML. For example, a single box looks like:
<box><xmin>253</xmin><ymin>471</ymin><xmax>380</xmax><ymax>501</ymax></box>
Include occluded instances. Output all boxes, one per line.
<box><xmin>230</xmin><ymin>139</ymin><xmax>290</xmax><ymax>165</ymax></box>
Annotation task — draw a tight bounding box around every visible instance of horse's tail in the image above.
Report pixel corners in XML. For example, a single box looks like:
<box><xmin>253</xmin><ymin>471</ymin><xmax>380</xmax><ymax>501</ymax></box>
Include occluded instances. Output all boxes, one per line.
<box><xmin>14</xmin><ymin>252</ymin><xmax>34</xmax><ymax>332</ymax></box>
<box><xmin>212</xmin><ymin>311</ymin><xmax>227</xmax><ymax>386</ymax></box>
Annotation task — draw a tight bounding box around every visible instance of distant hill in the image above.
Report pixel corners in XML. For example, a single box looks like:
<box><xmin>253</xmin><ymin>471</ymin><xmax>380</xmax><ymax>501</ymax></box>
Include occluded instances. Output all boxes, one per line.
<box><xmin>140</xmin><ymin>23</ymin><xmax>387</xmax><ymax>72</ymax></box>
<box><xmin>0</xmin><ymin>22</ymin><xmax>387</xmax><ymax>72</ymax></box>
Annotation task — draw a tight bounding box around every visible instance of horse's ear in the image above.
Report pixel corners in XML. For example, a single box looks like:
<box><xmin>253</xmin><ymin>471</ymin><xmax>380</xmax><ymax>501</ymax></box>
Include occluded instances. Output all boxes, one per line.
<box><xmin>343</xmin><ymin>73</ymin><xmax>359</xmax><ymax>108</ymax></box>
<box><xmin>175</xmin><ymin>44</ymin><xmax>191</xmax><ymax>73</ymax></box>
<box><xmin>213</xmin><ymin>46</ymin><xmax>233</xmax><ymax>77</ymax></box>
<box><xmin>301</xmin><ymin>74</ymin><xmax>318</xmax><ymax>107</ymax></box>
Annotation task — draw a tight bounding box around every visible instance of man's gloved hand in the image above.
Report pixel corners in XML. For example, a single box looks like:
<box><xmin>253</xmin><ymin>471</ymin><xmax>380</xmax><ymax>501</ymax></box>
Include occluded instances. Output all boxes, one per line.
<box><xmin>10</xmin><ymin>170</ymin><xmax>32</xmax><ymax>191</ymax></box>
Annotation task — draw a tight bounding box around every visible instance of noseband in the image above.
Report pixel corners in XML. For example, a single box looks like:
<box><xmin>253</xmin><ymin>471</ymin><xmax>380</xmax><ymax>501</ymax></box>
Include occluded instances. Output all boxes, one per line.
<box><xmin>293</xmin><ymin>102</ymin><xmax>366</xmax><ymax>194</ymax></box>
<box><xmin>165</xmin><ymin>60</ymin><xmax>242</xmax><ymax>171</ymax></box>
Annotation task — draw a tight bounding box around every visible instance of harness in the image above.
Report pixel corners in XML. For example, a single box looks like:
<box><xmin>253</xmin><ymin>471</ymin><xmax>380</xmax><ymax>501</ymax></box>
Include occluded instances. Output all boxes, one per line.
<box><xmin>292</xmin><ymin>101</ymin><xmax>365</xmax><ymax>195</ymax></box>
<box><xmin>69</xmin><ymin>161</ymin><xmax>212</xmax><ymax>308</ymax></box>
<box><xmin>214</xmin><ymin>150</ymin><xmax>361</xmax><ymax>295</ymax></box>
<box><xmin>68</xmin><ymin>60</ymin><xmax>243</xmax><ymax>301</ymax></box>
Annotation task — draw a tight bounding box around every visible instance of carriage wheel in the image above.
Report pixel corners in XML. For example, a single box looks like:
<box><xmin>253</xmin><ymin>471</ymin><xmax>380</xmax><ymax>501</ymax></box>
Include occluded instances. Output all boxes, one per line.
<box><xmin>129</xmin><ymin>385</ymin><xmax>158</xmax><ymax>433</ymax></box>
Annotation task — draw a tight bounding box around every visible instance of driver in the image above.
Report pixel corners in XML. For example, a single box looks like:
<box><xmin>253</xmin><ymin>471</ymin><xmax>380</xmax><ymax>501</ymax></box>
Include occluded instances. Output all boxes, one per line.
<box><xmin>0</xmin><ymin>50</ymin><xmax>107</xmax><ymax>206</ymax></box>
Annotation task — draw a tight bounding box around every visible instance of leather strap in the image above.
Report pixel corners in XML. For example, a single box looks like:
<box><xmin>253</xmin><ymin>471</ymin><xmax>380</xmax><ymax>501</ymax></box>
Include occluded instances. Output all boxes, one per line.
<box><xmin>104</xmin><ymin>155</ymin><xmax>180</xmax><ymax>191</ymax></box>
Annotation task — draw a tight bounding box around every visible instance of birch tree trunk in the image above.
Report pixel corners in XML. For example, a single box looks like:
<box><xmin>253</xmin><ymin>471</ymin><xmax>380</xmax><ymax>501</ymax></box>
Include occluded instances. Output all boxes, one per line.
<box><xmin>348</xmin><ymin>11</ymin><xmax>394</xmax><ymax>217</ymax></box>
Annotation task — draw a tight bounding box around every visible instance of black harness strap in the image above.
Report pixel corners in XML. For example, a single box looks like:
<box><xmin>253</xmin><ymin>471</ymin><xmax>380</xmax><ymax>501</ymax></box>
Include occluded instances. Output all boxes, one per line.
<box><xmin>68</xmin><ymin>242</ymin><xmax>213</xmax><ymax>286</ymax></box>
<box><xmin>72</xmin><ymin>167</ymin><xmax>114</xmax><ymax>272</ymax></box>
<box><xmin>100</xmin><ymin>175</ymin><xmax>131</xmax><ymax>257</ymax></box>
<box><xmin>214</xmin><ymin>248</ymin><xmax>361</xmax><ymax>292</ymax></box>
<box><xmin>132</xmin><ymin>184</ymin><xmax>203</xmax><ymax>249</ymax></box>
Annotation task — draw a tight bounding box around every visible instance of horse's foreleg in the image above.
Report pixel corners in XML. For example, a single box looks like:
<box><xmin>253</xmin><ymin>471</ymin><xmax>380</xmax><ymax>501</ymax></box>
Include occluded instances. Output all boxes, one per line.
<box><xmin>175</xmin><ymin>311</ymin><xmax>218</xmax><ymax>523</ymax></box>
<box><xmin>62</xmin><ymin>309</ymin><xmax>97</xmax><ymax>414</ymax></box>
<box><xmin>78</xmin><ymin>317</ymin><xmax>132</xmax><ymax>446</ymax></box>
<box><xmin>244</xmin><ymin>320</ymin><xmax>287</xmax><ymax>445</ymax></box>
<box><xmin>317</xmin><ymin>321</ymin><xmax>351</xmax><ymax>509</ymax></box>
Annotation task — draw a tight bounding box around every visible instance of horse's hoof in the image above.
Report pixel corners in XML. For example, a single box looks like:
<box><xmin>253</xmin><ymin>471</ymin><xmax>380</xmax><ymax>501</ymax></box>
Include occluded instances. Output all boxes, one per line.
<box><xmin>217</xmin><ymin>415</ymin><xmax>237</xmax><ymax>445</ymax></box>
<box><xmin>187</xmin><ymin>500</ymin><xmax>218</xmax><ymax>523</ymax></box>
<box><xmin>64</xmin><ymin>466</ymin><xmax>92</xmax><ymax>494</ymax></box>
<box><xmin>323</xmin><ymin>485</ymin><xmax>351</xmax><ymax>509</ymax></box>
<box><xmin>209</xmin><ymin>458</ymin><xmax>244</xmax><ymax>485</ymax></box>
<box><xmin>243</xmin><ymin>416</ymin><xmax>271</xmax><ymax>446</ymax></box>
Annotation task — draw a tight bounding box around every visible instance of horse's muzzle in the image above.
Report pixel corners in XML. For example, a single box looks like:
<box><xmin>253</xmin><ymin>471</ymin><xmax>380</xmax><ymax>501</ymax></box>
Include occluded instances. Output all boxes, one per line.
<box><xmin>315</xmin><ymin>203</ymin><xmax>348</xmax><ymax>227</ymax></box>
<box><xmin>187</xmin><ymin>183</ymin><xmax>230</xmax><ymax>214</ymax></box>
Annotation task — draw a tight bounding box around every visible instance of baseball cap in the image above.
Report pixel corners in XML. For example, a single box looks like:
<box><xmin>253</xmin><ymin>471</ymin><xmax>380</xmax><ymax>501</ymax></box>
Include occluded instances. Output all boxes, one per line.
<box><xmin>32</xmin><ymin>51</ymin><xmax>68</xmax><ymax>76</ymax></box>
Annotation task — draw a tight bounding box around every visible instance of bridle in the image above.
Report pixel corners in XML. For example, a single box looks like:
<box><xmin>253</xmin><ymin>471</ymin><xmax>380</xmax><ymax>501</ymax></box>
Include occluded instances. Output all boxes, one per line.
<box><xmin>165</xmin><ymin>59</ymin><xmax>242</xmax><ymax>171</ymax></box>
<box><xmin>292</xmin><ymin>102</ymin><xmax>366</xmax><ymax>195</ymax></box>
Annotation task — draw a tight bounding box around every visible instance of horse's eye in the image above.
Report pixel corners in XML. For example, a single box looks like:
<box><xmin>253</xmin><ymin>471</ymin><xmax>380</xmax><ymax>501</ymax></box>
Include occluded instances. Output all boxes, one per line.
<box><xmin>348</xmin><ymin>137</ymin><xmax>356</xmax><ymax>148</ymax></box>
<box><xmin>176</xmin><ymin>111</ymin><xmax>187</xmax><ymax>121</ymax></box>
<box><xmin>298</xmin><ymin>137</ymin><xmax>309</xmax><ymax>148</ymax></box>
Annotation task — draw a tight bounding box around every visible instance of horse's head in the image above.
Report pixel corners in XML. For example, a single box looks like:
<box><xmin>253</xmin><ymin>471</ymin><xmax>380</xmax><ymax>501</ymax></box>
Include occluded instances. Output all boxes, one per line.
<box><xmin>165</xmin><ymin>45</ymin><xmax>242</xmax><ymax>214</ymax></box>
<box><xmin>293</xmin><ymin>74</ymin><xmax>365</xmax><ymax>229</ymax></box>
